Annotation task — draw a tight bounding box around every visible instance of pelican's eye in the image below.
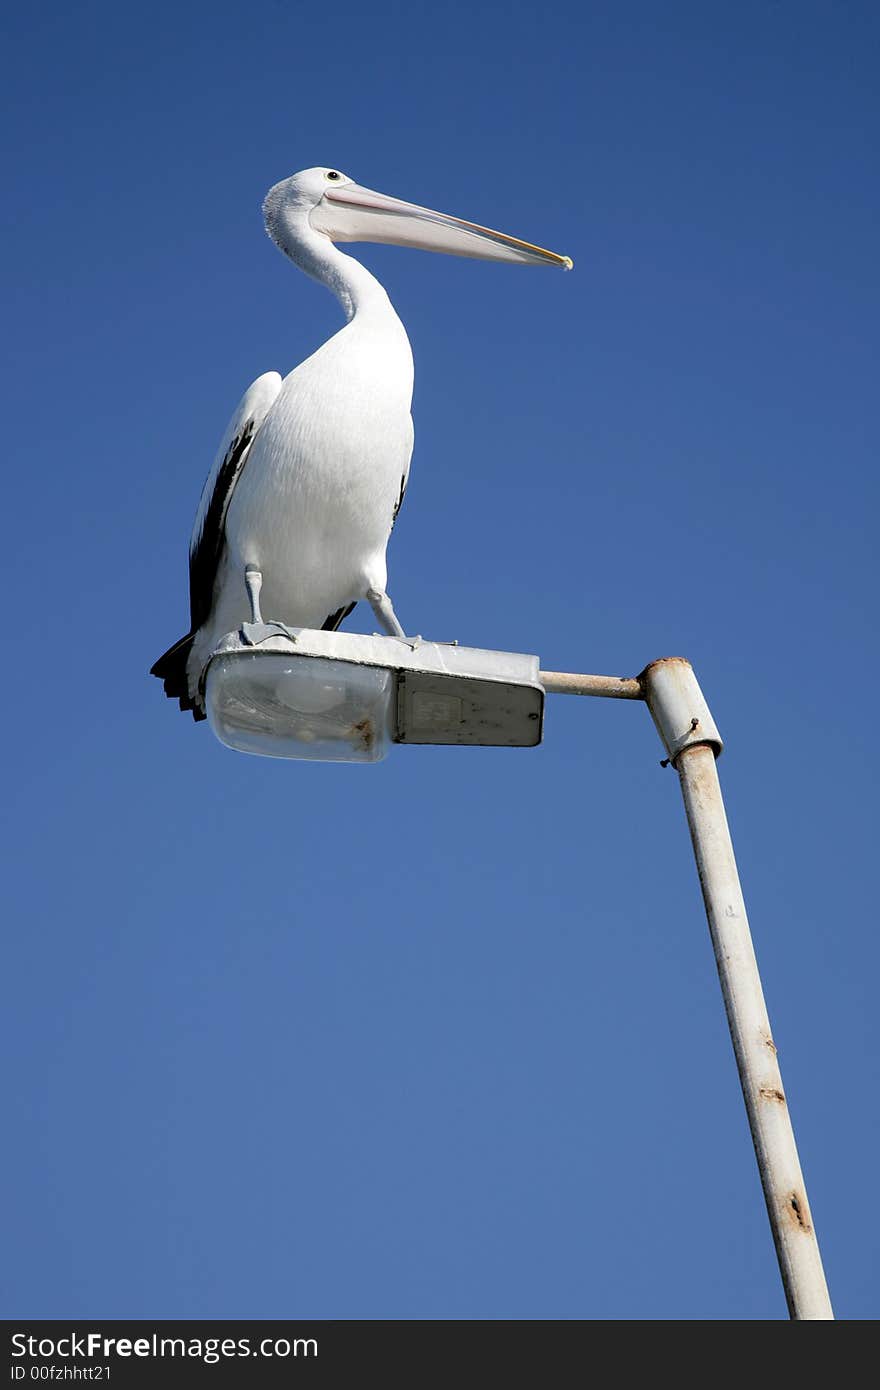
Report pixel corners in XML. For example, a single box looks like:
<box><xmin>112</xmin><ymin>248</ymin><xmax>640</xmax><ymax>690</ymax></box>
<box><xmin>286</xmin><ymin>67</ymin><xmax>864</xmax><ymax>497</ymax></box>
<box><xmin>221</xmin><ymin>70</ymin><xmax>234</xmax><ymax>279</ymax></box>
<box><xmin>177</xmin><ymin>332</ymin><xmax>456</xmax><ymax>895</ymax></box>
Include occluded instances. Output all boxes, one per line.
<box><xmin>325</xmin><ymin>170</ymin><xmax>342</xmax><ymax>181</ymax></box>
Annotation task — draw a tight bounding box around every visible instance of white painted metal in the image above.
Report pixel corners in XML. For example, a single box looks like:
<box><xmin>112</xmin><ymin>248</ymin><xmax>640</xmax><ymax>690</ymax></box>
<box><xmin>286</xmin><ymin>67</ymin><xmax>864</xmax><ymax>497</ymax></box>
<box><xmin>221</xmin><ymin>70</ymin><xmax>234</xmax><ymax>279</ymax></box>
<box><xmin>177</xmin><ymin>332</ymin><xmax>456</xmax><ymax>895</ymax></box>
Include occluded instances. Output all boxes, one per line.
<box><xmin>641</xmin><ymin>656</ymin><xmax>723</xmax><ymax>759</ymax></box>
<box><xmin>211</xmin><ymin>626</ymin><xmax>541</xmax><ymax>685</ymax></box>
<box><xmin>640</xmin><ymin>660</ymin><xmax>833</xmax><ymax>1320</ymax></box>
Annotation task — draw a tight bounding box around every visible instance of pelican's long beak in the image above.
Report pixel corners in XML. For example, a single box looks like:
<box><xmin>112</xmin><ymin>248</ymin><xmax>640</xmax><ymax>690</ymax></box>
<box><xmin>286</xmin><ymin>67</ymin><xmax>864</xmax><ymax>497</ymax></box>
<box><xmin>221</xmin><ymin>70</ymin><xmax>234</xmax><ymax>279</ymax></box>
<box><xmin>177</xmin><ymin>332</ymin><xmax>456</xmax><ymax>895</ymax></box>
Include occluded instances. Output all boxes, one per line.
<box><xmin>311</xmin><ymin>182</ymin><xmax>572</xmax><ymax>270</ymax></box>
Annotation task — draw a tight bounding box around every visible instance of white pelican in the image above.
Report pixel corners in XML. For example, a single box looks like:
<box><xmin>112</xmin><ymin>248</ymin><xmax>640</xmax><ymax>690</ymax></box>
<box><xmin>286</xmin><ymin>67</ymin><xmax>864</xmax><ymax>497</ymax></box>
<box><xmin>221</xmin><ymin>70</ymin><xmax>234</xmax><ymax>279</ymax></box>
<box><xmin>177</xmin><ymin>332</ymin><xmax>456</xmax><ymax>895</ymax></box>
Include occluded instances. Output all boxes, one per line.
<box><xmin>151</xmin><ymin>166</ymin><xmax>571</xmax><ymax>719</ymax></box>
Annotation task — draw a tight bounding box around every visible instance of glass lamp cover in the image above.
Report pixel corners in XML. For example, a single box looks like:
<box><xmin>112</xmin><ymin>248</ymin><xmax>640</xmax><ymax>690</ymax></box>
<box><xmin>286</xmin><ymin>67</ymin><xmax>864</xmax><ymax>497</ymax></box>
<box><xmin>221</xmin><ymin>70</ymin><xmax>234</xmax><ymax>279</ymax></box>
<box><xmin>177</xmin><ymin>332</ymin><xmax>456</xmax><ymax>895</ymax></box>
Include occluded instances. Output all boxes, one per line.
<box><xmin>205</xmin><ymin>652</ymin><xmax>394</xmax><ymax>762</ymax></box>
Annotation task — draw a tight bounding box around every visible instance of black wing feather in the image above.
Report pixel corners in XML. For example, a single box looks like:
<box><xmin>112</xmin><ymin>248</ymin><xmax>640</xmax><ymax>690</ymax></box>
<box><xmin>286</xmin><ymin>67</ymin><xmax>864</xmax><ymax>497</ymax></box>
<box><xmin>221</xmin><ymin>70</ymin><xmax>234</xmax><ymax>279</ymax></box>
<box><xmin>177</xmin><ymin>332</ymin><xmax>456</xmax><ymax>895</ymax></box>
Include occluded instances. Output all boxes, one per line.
<box><xmin>188</xmin><ymin>418</ymin><xmax>256</xmax><ymax>632</ymax></box>
<box><xmin>322</xmin><ymin>601</ymin><xmax>356</xmax><ymax>631</ymax></box>
<box><xmin>391</xmin><ymin>472</ymin><xmax>408</xmax><ymax>530</ymax></box>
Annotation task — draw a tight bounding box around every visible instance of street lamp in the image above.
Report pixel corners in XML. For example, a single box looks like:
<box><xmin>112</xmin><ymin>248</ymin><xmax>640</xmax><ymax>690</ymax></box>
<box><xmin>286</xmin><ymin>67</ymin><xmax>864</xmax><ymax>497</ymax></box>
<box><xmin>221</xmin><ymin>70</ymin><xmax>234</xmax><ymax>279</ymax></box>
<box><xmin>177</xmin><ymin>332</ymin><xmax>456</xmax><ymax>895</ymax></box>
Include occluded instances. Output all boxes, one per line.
<box><xmin>206</xmin><ymin>628</ymin><xmax>544</xmax><ymax>760</ymax></box>
<box><xmin>205</xmin><ymin>626</ymin><xmax>834</xmax><ymax>1320</ymax></box>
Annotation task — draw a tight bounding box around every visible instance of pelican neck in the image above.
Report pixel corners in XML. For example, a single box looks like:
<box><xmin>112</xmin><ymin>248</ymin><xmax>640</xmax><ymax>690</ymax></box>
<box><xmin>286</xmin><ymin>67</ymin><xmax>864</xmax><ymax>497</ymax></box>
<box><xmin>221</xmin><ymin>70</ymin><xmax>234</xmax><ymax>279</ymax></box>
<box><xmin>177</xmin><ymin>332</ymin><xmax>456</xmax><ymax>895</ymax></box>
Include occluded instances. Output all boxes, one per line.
<box><xmin>286</xmin><ymin>228</ymin><xmax>394</xmax><ymax>324</ymax></box>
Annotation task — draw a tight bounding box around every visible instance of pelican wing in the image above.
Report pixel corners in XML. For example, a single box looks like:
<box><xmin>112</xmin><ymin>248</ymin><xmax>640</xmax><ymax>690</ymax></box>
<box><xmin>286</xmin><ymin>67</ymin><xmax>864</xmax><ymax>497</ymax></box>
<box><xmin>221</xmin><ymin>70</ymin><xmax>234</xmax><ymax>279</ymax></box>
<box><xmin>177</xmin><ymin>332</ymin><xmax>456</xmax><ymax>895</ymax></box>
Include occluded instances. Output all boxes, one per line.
<box><xmin>189</xmin><ymin>371</ymin><xmax>282</xmax><ymax>630</ymax></box>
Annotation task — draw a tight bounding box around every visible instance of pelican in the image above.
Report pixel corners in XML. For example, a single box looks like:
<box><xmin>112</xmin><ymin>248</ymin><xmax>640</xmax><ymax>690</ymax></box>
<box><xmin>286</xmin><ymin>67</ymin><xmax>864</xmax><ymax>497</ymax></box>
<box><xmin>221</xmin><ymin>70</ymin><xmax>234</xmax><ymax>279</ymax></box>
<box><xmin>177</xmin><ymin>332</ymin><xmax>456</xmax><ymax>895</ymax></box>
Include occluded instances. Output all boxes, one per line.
<box><xmin>151</xmin><ymin>166</ymin><xmax>571</xmax><ymax>719</ymax></box>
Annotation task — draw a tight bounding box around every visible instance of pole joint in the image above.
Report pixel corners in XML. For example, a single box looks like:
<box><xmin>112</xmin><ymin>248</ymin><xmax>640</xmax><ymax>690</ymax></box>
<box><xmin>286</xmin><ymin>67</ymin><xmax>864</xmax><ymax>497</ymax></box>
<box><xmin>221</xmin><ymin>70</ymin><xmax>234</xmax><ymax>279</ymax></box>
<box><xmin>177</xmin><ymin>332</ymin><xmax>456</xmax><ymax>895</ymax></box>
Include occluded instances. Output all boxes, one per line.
<box><xmin>639</xmin><ymin>657</ymin><xmax>723</xmax><ymax>766</ymax></box>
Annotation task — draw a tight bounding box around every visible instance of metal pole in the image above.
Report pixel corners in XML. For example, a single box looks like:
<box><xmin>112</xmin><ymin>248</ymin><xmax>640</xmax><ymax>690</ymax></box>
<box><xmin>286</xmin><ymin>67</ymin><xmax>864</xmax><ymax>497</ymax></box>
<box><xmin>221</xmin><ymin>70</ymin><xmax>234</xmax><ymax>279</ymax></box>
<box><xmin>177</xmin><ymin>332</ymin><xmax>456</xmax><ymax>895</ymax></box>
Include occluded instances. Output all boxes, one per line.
<box><xmin>540</xmin><ymin>656</ymin><xmax>833</xmax><ymax>1319</ymax></box>
<box><xmin>540</xmin><ymin>670</ymin><xmax>643</xmax><ymax>700</ymax></box>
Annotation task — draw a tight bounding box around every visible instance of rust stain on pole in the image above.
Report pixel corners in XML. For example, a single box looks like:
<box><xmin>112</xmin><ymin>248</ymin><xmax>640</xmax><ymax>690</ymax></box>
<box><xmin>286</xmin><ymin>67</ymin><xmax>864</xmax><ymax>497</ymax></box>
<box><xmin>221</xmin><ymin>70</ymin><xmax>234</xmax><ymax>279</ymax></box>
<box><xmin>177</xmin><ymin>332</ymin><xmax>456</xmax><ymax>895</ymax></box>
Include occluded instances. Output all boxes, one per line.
<box><xmin>786</xmin><ymin>1192</ymin><xmax>813</xmax><ymax>1234</ymax></box>
<box><xmin>760</xmin><ymin>1087</ymin><xmax>787</xmax><ymax>1104</ymax></box>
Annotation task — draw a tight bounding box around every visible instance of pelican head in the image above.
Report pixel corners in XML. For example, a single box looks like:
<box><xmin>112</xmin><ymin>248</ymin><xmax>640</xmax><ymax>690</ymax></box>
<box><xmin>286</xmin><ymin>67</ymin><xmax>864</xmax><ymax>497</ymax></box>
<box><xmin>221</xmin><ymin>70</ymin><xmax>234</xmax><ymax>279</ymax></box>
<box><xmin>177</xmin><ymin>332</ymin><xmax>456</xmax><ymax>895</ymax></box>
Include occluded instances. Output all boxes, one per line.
<box><xmin>263</xmin><ymin>166</ymin><xmax>572</xmax><ymax>270</ymax></box>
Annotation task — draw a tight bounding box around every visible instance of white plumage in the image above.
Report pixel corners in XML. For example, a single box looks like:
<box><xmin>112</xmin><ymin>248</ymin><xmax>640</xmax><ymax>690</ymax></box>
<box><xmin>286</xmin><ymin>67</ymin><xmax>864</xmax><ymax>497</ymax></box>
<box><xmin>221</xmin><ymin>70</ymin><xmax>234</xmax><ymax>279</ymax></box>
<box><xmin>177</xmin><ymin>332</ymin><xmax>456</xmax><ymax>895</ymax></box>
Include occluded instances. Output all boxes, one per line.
<box><xmin>152</xmin><ymin>166</ymin><xmax>570</xmax><ymax>719</ymax></box>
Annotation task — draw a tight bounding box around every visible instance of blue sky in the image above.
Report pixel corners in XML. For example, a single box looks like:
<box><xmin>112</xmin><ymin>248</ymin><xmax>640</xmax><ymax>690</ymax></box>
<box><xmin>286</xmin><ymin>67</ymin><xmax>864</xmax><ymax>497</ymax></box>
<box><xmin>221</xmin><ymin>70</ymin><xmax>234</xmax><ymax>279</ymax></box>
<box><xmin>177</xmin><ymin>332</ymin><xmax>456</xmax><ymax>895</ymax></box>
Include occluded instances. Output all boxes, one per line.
<box><xmin>3</xmin><ymin>0</ymin><xmax>877</xmax><ymax>1319</ymax></box>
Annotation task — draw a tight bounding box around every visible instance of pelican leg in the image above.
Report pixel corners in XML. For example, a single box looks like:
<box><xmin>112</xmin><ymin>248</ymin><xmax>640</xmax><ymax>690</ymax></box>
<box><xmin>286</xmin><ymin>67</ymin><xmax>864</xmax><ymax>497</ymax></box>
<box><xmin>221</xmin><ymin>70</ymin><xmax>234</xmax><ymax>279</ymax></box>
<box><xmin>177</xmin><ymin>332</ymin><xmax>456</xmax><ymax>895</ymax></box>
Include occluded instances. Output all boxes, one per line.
<box><xmin>240</xmin><ymin>565</ymin><xmax>300</xmax><ymax>647</ymax></box>
<box><xmin>245</xmin><ymin>564</ymin><xmax>264</xmax><ymax>623</ymax></box>
<box><xmin>366</xmin><ymin>588</ymin><xmax>420</xmax><ymax>646</ymax></box>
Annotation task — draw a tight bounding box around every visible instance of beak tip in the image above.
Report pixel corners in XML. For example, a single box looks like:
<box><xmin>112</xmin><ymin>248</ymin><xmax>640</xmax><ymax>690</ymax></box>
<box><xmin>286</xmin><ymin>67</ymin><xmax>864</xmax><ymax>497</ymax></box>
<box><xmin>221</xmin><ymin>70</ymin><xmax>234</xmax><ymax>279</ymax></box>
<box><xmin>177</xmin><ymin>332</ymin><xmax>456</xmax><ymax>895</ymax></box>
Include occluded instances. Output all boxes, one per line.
<box><xmin>561</xmin><ymin>256</ymin><xmax>573</xmax><ymax>271</ymax></box>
